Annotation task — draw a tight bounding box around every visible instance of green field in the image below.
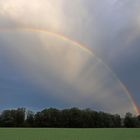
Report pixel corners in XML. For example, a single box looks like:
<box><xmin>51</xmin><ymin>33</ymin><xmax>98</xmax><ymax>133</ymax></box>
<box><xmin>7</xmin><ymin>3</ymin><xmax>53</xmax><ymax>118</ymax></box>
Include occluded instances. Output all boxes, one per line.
<box><xmin>0</xmin><ymin>128</ymin><xmax>139</xmax><ymax>140</ymax></box>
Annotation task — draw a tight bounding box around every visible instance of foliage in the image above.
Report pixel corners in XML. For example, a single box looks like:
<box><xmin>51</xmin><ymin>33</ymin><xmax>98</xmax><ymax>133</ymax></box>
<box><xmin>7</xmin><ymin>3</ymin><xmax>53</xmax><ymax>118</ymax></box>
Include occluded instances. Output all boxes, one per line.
<box><xmin>0</xmin><ymin>108</ymin><xmax>139</xmax><ymax>128</ymax></box>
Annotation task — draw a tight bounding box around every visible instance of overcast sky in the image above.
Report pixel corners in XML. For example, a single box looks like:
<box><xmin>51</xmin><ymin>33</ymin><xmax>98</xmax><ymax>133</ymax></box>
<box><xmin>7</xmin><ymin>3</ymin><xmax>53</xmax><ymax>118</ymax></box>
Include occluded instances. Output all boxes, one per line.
<box><xmin>0</xmin><ymin>0</ymin><xmax>140</xmax><ymax>115</ymax></box>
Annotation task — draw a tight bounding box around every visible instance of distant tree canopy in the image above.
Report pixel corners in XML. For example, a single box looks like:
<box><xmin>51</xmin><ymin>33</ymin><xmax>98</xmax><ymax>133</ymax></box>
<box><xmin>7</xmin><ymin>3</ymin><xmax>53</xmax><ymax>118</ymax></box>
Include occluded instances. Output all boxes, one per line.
<box><xmin>0</xmin><ymin>108</ymin><xmax>25</xmax><ymax>127</ymax></box>
<box><xmin>0</xmin><ymin>107</ymin><xmax>139</xmax><ymax>128</ymax></box>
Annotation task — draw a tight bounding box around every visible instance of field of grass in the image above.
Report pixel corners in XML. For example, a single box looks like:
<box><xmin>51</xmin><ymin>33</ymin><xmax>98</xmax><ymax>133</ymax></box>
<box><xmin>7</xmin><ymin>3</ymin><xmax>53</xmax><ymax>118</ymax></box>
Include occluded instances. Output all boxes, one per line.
<box><xmin>0</xmin><ymin>128</ymin><xmax>139</xmax><ymax>140</ymax></box>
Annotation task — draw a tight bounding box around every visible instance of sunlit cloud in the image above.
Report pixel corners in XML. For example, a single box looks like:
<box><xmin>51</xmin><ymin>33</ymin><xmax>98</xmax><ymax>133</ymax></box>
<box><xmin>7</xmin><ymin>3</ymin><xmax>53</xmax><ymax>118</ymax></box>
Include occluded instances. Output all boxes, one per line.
<box><xmin>0</xmin><ymin>0</ymin><xmax>64</xmax><ymax>31</ymax></box>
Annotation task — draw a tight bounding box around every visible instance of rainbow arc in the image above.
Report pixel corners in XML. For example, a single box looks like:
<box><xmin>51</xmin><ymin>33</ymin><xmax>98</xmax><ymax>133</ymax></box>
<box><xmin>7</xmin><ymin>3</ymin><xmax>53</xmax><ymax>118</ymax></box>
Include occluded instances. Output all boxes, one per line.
<box><xmin>0</xmin><ymin>27</ymin><xmax>139</xmax><ymax>115</ymax></box>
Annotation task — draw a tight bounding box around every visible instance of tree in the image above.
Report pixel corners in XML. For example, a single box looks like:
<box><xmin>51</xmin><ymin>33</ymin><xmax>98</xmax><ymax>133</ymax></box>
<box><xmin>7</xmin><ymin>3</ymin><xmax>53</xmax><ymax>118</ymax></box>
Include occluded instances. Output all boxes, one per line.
<box><xmin>0</xmin><ymin>108</ymin><xmax>25</xmax><ymax>127</ymax></box>
<box><xmin>66</xmin><ymin>108</ymin><xmax>82</xmax><ymax>128</ymax></box>
<box><xmin>26</xmin><ymin>110</ymin><xmax>35</xmax><ymax>127</ymax></box>
<box><xmin>15</xmin><ymin>108</ymin><xmax>26</xmax><ymax>127</ymax></box>
<box><xmin>81</xmin><ymin>109</ymin><xmax>97</xmax><ymax>128</ymax></box>
<box><xmin>112</xmin><ymin>114</ymin><xmax>121</xmax><ymax>128</ymax></box>
<box><xmin>34</xmin><ymin>108</ymin><xmax>61</xmax><ymax>127</ymax></box>
<box><xmin>0</xmin><ymin>110</ymin><xmax>15</xmax><ymax>127</ymax></box>
<box><xmin>0</xmin><ymin>107</ymin><xmax>139</xmax><ymax>128</ymax></box>
<box><xmin>124</xmin><ymin>113</ymin><xmax>137</xmax><ymax>128</ymax></box>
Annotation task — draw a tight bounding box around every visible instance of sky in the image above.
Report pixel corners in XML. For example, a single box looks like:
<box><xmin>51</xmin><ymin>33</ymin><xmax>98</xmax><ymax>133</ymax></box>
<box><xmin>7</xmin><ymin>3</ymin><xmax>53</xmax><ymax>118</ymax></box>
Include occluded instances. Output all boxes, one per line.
<box><xmin>0</xmin><ymin>0</ymin><xmax>140</xmax><ymax>115</ymax></box>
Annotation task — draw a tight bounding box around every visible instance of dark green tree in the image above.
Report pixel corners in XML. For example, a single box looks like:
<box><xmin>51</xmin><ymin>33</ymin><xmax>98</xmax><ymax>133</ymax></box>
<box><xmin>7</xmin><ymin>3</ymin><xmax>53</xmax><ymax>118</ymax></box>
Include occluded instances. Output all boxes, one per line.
<box><xmin>124</xmin><ymin>113</ymin><xmax>137</xmax><ymax>128</ymax></box>
<box><xmin>26</xmin><ymin>110</ymin><xmax>35</xmax><ymax>127</ymax></box>
<box><xmin>0</xmin><ymin>108</ymin><xmax>25</xmax><ymax>127</ymax></box>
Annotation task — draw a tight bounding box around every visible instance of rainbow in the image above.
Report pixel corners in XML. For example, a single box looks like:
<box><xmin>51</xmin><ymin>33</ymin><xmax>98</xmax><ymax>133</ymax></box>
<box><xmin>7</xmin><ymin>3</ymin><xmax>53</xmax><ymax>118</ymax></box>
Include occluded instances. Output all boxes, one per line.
<box><xmin>0</xmin><ymin>27</ymin><xmax>139</xmax><ymax>115</ymax></box>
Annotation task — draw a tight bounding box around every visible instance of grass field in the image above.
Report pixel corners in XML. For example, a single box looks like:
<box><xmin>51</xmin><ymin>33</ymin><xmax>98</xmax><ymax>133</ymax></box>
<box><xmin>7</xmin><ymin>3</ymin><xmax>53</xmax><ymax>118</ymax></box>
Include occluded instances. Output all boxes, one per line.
<box><xmin>0</xmin><ymin>128</ymin><xmax>139</xmax><ymax>140</ymax></box>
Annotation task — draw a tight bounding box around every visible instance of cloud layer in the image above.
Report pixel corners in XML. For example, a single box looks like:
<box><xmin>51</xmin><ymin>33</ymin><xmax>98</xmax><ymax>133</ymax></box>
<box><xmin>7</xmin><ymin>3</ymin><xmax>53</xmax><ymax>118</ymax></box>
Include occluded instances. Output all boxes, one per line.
<box><xmin>0</xmin><ymin>0</ymin><xmax>140</xmax><ymax>114</ymax></box>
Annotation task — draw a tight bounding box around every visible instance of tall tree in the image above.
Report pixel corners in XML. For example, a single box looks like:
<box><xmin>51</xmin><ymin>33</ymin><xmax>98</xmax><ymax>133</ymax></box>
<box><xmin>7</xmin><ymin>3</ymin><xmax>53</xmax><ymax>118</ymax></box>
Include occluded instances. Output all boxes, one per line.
<box><xmin>124</xmin><ymin>113</ymin><xmax>137</xmax><ymax>128</ymax></box>
<box><xmin>26</xmin><ymin>110</ymin><xmax>35</xmax><ymax>127</ymax></box>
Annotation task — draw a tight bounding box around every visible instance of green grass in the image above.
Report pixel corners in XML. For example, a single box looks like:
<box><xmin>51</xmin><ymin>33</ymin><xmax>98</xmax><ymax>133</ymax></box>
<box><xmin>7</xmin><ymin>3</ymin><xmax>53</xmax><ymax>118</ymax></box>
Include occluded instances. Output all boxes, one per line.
<box><xmin>0</xmin><ymin>128</ymin><xmax>139</xmax><ymax>140</ymax></box>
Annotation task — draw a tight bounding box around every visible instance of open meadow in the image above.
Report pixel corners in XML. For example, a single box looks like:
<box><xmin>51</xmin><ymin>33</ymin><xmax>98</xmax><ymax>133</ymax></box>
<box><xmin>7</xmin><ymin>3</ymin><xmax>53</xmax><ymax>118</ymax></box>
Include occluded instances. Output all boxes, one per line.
<box><xmin>0</xmin><ymin>128</ymin><xmax>139</xmax><ymax>140</ymax></box>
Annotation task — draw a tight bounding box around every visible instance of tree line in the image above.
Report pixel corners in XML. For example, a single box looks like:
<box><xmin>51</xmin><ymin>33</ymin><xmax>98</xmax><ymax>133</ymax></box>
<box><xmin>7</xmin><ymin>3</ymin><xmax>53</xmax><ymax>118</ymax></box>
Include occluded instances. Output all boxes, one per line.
<box><xmin>0</xmin><ymin>107</ymin><xmax>140</xmax><ymax>128</ymax></box>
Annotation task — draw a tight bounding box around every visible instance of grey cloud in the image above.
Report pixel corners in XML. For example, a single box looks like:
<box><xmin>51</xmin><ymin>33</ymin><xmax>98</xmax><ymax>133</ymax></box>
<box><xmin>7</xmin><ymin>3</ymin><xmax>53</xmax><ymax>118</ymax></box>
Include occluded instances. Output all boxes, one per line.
<box><xmin>0</xmin><ymin>0</ymin><xmax>139</xmax><ymax>114</ymax></box>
